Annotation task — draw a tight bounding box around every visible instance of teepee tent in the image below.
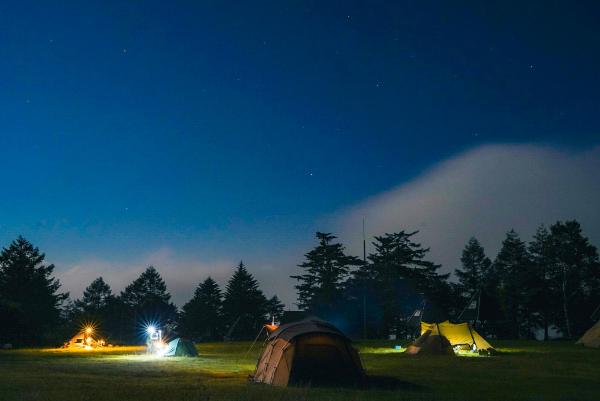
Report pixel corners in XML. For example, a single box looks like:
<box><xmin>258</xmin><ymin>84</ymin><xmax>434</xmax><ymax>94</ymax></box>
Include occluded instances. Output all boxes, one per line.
<box><xmin>411</xmin><ymin>321</ymin><xmax>494</xmax><ymax>353</ymax></box>
<box><xmin>252</xmin><ymin>318</ymin><xmax>365</xmax><ymax>387</ymax></box>
<box><xmin>577</xmin><ymin>320</ymin><xmax>600</xmax><ymax>348</ymax></box>
<box><xmin>163</xmin><ymin>338</ymin><xmax>198</xmax><ymax>356</ymax></box>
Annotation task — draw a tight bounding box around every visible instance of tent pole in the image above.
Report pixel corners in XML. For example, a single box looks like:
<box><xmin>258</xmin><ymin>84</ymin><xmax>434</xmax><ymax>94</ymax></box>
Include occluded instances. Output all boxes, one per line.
<box><xmin>467</xmin><ymin>323</ymin><xmax>477</xmax><ymax>350</ymax></box>
<box><xmin>457</xmin><ymin>289</ymin><xmax>479</xmax><ymax>322</ymax></box>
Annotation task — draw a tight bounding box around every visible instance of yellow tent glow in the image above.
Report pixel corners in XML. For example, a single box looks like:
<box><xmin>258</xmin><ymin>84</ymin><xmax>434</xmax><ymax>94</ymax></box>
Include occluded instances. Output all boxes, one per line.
<box><xmin>421</xmin><ymin>321</ymin><xmax>494</xmax><ymax>351</ymax></box>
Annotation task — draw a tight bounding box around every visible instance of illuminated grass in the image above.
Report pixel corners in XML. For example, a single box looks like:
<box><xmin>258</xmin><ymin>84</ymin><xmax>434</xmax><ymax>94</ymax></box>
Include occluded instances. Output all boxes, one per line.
<box><xmin>0</xmin><ymin>340</ymin><xmax>598</xmax><ymax>401</ymax></box>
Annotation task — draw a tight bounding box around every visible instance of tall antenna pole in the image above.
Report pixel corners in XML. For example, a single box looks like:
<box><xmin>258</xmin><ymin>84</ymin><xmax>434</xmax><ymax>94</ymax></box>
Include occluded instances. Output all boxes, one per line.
<box><xmin>362</xmin><ymin>217</ymin><xmax>367</xmax><ymax>339</ymax></box>
<box><xmin>362</xmin><ymin>218</ymin><xmax>366</xmax><ymax>262</ymax></box>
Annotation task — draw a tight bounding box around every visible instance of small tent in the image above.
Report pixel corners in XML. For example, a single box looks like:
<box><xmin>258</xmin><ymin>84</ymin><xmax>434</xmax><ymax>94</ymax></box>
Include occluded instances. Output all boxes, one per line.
<box><xmin>252</xmin><ymin>318</ymin><xmax>365</xmax><ymax>387</ymax></box>
<box><xmin>163</xmin><ymin>338</ymin><xmax>198</xmax><ymax>357</ymax></box>
<box><xmin>408</xmin><ymin>321</ymin><xmax>494</xmax><ymax>354</ymax></box>
<box><xmin>577</xmin><ymin>320</ymin><xmax>600</xmax><ymax>348</ymax></box>
<box><xmin>64</xmin><ymin>333</ymin><xmax>99</xmax><ymax>349</ymax></box>
<box><xmin>405</xmin><ymin>330</ymin><xmax>454</xmax><ymax>355</ymax></box>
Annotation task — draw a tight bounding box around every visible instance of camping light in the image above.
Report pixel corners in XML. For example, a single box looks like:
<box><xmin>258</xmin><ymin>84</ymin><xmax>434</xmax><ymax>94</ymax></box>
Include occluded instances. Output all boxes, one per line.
<box><xmin>85</xmin><ymin>326</ymin><xmax>93</xmax><ymax>335</ymax></box>
<box><xmin>147</xmin><ymin>325</ymin><xmax>156</xmax><ymax>335</ymax></box>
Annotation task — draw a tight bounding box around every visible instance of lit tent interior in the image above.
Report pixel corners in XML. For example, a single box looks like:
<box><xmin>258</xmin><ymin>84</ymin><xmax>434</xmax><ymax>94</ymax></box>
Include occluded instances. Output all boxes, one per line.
<box><xmin>407</xmin><ymin>321</ymin><xmax>494</xmax><ymax>355</ymax></box>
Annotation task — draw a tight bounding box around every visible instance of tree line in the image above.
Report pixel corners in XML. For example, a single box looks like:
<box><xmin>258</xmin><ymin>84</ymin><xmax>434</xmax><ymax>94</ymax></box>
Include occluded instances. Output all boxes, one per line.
<box><xmin>292</xmin><ymin>220</ymin><xmax>600</xmax><ymax>340</ymax></box>
<box><xmin>0</xmin><ymin>219</ymin><xmax>598</xmax><ymax>346</ymax></box>
<box><xmin>0</xmin><ymin>238</ymin><xmax>283</xmax><ymax>346</ymax></box>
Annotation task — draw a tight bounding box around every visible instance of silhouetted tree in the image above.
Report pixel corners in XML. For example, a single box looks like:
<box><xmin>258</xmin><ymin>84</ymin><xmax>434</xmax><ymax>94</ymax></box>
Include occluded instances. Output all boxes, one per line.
<box><xmin>528</xmin><ymin>225</ymin><xmax>555</xmax><ymax>340</ymax></box>
<box><xmin>75</xmin><ymin>277</ymin><xmax>113</xmax><ymax>314</ymax></box>
<box><xmin>266</xmin><ymin>295</ymin><xmax>285</xmax><ymax>321</ymax></box>
<box><xmin>221</xmin><ymin>262</ymin><xmax>268</xmax><ymax>340</ymax></box>
<box><xmin>366</xmin><ymin>231</ymin><xmax>449</xmax><ymax>336</ymax></box>
<box><xmin>120</xmin><ymin>266</ymin><xmax>177</xmax><ymax>342</ymax></box>
<box><xmin>494</xmin><ymin>230</ymin><xmax>536</xmax><ymax>338</ymax></box>
<box><xmin>291</xmin><ymin>232</ymin><xmax>362</xmax><ymax>317</ymax></box>
<box><xmin>454</xmin><ymin>237</ymin><xmax>492</xmax><ymax>327</ymax></box>
<box><xmin>0</xmin><ymin>236</ymin><xmax>68</xmax><ymax>345</ymax></box>
<box><xmin>547</xmin><ymin>221</ymin><xmax>600</xmax><ymax>338</ymax></box>
<box><xmin>179</xmin><ymin>277</ymin><xmax>223</xmax><ymax>341</ymax></box>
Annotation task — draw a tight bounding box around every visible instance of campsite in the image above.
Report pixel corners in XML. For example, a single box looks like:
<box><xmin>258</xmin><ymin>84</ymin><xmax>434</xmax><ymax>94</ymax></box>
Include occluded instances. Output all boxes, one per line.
<box><xmin>2</xmin><ymin>2</ymin><xmax>600</xmax><ymax>400</ymax></box>
<box><xmin>1</xmin><ymin>339</ymin><xmax>599</xmax><ymax>401</ymax></box>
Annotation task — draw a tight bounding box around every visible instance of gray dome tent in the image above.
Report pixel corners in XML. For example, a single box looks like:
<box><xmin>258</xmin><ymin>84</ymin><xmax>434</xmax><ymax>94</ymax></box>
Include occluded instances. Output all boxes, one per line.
<box><xmin>252</xmin><ymin>318</ymin><xmax>365</xmax><ymax>387</ymax></box>
<box><xmin>163</xmin><ymin>338</ymin><xmax>198</xmax><ymax>357</ymax></box>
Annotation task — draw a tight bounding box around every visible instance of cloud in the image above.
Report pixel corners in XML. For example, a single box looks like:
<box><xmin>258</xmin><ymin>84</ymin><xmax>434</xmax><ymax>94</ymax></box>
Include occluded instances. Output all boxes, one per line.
<box><xmin>55</xmin><ymin>248</ymin><xmax>236</xmax><ymax>306</ymax></box>
<box><xmin>55</xmin><ymin>144</ymin><xmax>600</xmax><ymax>308</ymax></box>
<box><xmin>333</xmin><ymin>144</ymin><xmax>600</xmax><ymax>274</ymax></box>
<box><xmin>55</xmin><ymin>247</ymin><xmax>297</xmax><ymax>307</ymax></box>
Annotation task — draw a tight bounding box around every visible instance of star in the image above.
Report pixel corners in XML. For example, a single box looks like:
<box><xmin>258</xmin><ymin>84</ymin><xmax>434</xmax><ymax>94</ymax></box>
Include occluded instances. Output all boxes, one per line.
<box><xmin>122</xmin><ymin>48</ymin><xmax>128</xmax><ymax>54</ymax></box>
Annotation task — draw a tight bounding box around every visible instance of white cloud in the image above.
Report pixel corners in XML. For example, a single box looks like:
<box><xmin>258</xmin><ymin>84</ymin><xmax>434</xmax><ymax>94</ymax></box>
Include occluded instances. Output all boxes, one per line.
<box><xmin>333</xmin><ymin>144</ymin><xmax>600</xmax><ymax>274</ymax></box>
<box><xmin>55</xmin><ymin>247</ymin><xmax>298</xmax><ymax>307</ymax></box>
<box><xmin>55</xmin><ymin>248</ymin><xmax>235</xmax><ymax>306</ymax></box>
<box><xmin>55</xmin><ymin>144</ymin><xmax>600</xmax><ymax>308</ymax></box>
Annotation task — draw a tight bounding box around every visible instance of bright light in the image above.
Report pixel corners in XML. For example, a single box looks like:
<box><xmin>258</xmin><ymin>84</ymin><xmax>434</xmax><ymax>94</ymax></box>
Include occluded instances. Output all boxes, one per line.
<box><xmin>85</xmin><ymin>326</ymin><xmax>93</xmax><ymax>334</ymax></box>
<box><xmin>146</xmin><ymin>325</ymin><xmax>156</xmax><ymax>335</ymax></box>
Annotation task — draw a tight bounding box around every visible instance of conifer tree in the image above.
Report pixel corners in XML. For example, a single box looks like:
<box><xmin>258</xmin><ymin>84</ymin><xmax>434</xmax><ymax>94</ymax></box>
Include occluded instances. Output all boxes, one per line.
<box><xmin>528</xmin><ymin>225</ymin><xmax>555</xmax><ymax>340</ymax></box>
<box><xmin>266</xmin><ymin>295</ymin><xmax>285</xmax><ymax>321</ymax></box>
<box><xmin>76</xmin><ymin>277</ymin><xmax>113</xmax><ymax>314</ymax></box>
<box><xmin>366</xmin><ymin>231</ymin><xmax>448</xmax><ymax>336</ymax></box>
<box><xmin>547</xmin><ymin>220</ymin><xmax>600</xmax><ymax>338</ymax></box>
<box><xmin>120</xmin><ymin>266</ymin><xmax>177</xmax><ymax>341</ymax></box>
<box><xmin>454</xmin><ymin>237</ymin><xmax>492</xmax><ymax>326</ymax></box>
<box><xmin>180</xmin><ymin>277</ymin><xmax>223</xmax><ymax>340</ymax></box>
<box><xmin>221</xmin><ymin>262</ymin><xmax>268</xmax><ymax>340</ymax></box>
<box><xmin>0</xmin><ymin>236</ymin><xmax>68</xmax><ymax>345</ymax></box>
<box><xmin>291</xmin><ymin>232</ymin><xmax>362</xmax><ymax>316</ymax></box>
<box><xmin>494</xmin><ymin>230</ymin><xmax>535</xmax><ymax>338</ymax></box>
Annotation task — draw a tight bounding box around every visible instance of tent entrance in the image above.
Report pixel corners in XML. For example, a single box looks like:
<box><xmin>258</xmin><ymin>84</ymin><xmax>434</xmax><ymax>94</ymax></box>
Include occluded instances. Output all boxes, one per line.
<box><xmin>289</xmin><ymin>335</ymin><xmax>360</xmax><ymax>386</ymax></box>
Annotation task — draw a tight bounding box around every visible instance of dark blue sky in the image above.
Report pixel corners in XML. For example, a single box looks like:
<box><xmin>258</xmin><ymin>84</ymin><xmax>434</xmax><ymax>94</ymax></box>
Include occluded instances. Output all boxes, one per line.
<box><xmin>1</xmin><ymin>1</ymin><xmax>599</xmax><ymax>302</ymax></box>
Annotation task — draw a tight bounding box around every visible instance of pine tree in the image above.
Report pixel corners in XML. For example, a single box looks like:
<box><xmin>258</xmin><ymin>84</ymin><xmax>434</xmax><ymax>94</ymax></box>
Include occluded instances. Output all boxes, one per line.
<box><xmin>75</xmin><ymin>277</ymin><xmax>113</xmax><ymax>314</ymax></box>
<box><xmin>120</xmin><ymin>266</ymin><xmax>177</xmax><ymax>341</ymax></box>
<box><xmin>528</xmin><ymin>225</ymin><xmax>555</xmax><ymax>340</ymax></box>
<box><xmin>291</xmin><ymin>232</ymin><xmax>362</xmax><ymax>316</ymax></box>
<box><xmin>494</xmin><ymin>230</ymin><xmax>535</xmax><ymax>338</ymax></box>
<box><xmin>71</xmin><ymin>277</ymin><xmax>115</xmax><ymax>340</ymax></box>
<box><xmin>180</xmin><ymin>277</ymin><xmax>223</xmax><ymax>341</ymax></box>
<box><xmin>366</xmin><ymin>231</ymin><xmax>448</xmax><ymax>336</ymax></box>
<box><xmin>454</xmin><ymin>237</ymin><xmax>492</xmax><ymax>326</ymax></box>
<box><xmin>266</xmin><ymin>295</ymin><xmax>285</xmax><ymax>321</ymax></box>
<box><xmin>221</xmin><ymin>262</ymin><xmax>268</xmax><ymax>340</ymax></box>
<box><xmin>0</xmin><ymin>236</ymin><xmax>68</xmax><ymax>345</ymax></box>
<box><xmin>547</xmin><ymin>221</ymin><xmax>600</xmax><ymax>338</ymax></box>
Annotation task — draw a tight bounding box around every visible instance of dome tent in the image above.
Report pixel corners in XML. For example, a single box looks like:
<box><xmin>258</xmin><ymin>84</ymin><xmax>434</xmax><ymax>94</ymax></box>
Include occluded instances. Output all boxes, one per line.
<box><xmin>252</xmin><ymin>318</ymin><xmax>365</xmax><ymax>387</ymax></box>
<box><xmin>163</xmin><ymin>338</ymin><xmax>198</xmax><ymax>357</ymax></box>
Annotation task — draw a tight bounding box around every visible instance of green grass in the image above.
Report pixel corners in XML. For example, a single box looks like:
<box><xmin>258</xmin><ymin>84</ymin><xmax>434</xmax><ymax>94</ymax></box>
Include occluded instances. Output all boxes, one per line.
<box><xmin>0</xmin><ymin>340</ymin><xmax>598</xmax><ymax>401</ymax></box>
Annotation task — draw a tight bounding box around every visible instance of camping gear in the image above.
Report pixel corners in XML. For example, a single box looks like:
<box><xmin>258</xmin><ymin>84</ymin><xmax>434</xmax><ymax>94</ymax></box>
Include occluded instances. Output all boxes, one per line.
<box><xmin>163</xmin><ymin>338</ymin><xmax>198</xmax><ymax>357</ymax></box>
<box><xmin>407</xmin><ymin>321</ymin><xmax>494</xmax><ymax>355</ymax></box>
<box><xmin>577</xmin><ymin>320</ymin><xmax>600</xmax><ymax>348</ymax></box>
<box><xmin>252</xmin><ymin>318</ymin><xmax>365</xmax><ymax>387</ymax></box>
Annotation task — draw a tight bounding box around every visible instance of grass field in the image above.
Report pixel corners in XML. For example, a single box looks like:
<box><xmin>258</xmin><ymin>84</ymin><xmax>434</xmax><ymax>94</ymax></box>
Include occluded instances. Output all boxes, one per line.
<box><xmin>0</xmin><ymin>340</ymin><xmax>598</xmax><ymax>401</ymax></box>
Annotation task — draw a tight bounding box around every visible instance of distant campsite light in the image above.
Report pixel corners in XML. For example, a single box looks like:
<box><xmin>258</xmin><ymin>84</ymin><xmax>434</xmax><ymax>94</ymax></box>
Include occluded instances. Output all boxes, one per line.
<box><xmin>85</xmin><ymin>326</ymin><xmax>93</xmax><ymax>334</ymax></box>
<box><xmin>146</xmin><ymin>325</ymin><xmax>156</xmax><ymax>335</ymax></box>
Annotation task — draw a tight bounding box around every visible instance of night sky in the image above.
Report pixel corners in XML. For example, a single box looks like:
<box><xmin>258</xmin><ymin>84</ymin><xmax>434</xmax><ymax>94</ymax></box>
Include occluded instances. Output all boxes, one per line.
<box><xmin>1</xmin><ymin>1</ymin><xmax>599</xmax><ymax>306</ymax></box>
